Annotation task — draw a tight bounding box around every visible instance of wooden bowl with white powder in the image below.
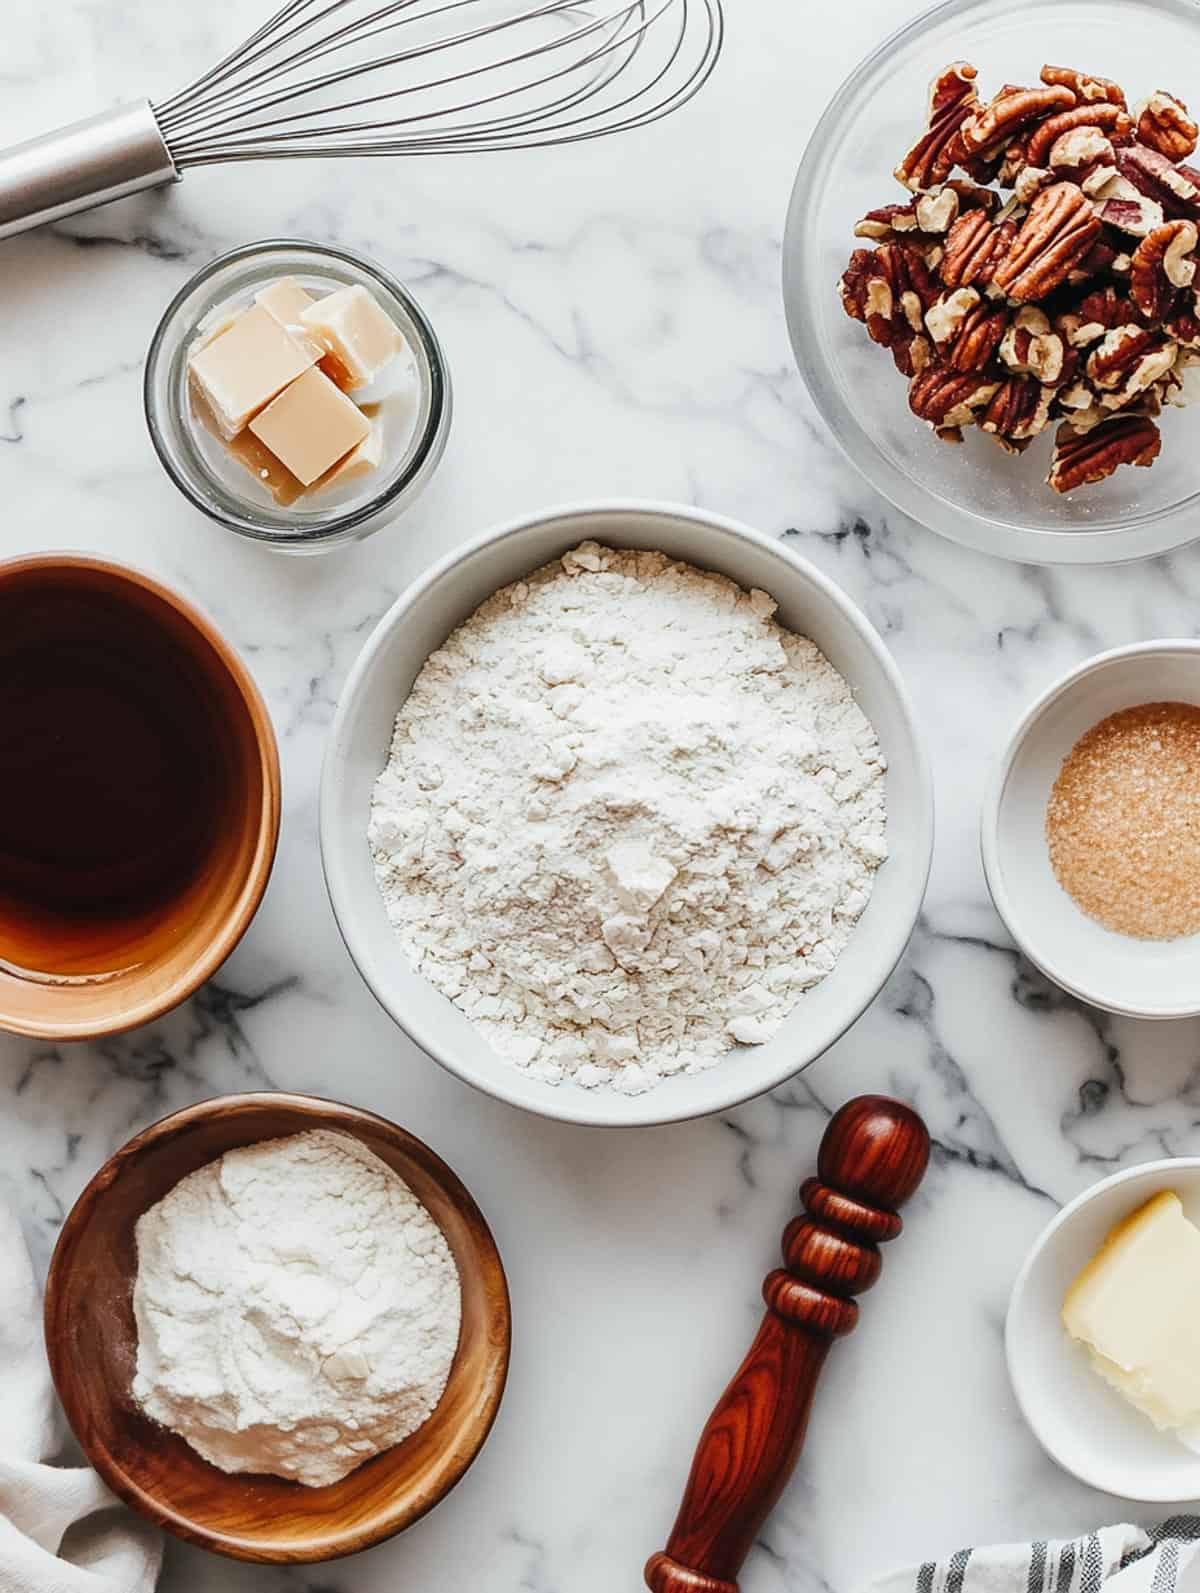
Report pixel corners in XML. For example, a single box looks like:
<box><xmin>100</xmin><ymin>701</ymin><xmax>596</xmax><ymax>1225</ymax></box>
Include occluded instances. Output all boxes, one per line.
<box><xmin>42</xmin><ymin>1091</ymin><xmax>510</xmax><ymax>1562</ymax></box>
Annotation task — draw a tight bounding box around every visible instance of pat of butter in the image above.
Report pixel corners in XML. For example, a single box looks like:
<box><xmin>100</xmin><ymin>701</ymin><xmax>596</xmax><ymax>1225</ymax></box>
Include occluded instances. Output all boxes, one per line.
<box><xmin>248</xmin><ymin>366</ymin><xmax>370</xmax><ymax>486</ymax></box>
<box><xmin>1063</xmin><ymin>1190</ymin><xmax>1200</xmax><ymax>1434</ymax></box>
<box><xmin>188</xmin><ymin>304</ymin><xmax>318</xmax><ymax>440</ymax></box>
<box><xmin>255</xmin><ymin>276</ymin><xmax>315</xmax><ymax>328</ymax></box>
<box><xmin>317</xmin><ymin>417</ymin><xmax>384</xmax><ymax>491</ymax></box>
<box><xmin>299</xmin><ymin>284</ymin><xmax>403</xmax><ymax>390</ymax></box>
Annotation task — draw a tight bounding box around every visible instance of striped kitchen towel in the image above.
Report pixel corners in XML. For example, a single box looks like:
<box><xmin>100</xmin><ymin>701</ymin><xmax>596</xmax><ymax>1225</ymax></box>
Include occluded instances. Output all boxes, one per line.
<box><xmin>866</xmin><ymin>1520</ymin><xmax>1200</xmax><ymax>1593</ymax></box>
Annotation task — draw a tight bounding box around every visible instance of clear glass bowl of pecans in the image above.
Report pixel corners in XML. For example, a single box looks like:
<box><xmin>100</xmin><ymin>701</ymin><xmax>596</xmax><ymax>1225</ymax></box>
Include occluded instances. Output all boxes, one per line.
<box><xmin>784</xmin><ymin>0</ymin><xmax>1200</xmax><ymax>564</ymax></box>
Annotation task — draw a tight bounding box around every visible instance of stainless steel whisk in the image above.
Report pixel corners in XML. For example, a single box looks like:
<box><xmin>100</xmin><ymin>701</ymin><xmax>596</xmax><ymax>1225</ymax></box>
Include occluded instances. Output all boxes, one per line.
<box><xmin>0</xmin><ymin>0</ymin><xmax>723</xmax><ymax>240</ymax></box>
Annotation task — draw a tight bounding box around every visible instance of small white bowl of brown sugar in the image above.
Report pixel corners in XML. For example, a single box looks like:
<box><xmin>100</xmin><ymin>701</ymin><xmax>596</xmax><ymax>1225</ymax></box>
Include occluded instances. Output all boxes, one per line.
<box><xmin>982</xmin><ymin>641</ymin><xmax>1200</xmax><ymax>1017</ymax></box>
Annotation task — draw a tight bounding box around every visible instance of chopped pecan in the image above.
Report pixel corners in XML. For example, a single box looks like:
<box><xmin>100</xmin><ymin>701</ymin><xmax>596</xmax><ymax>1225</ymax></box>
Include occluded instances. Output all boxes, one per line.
<box><xmin>999</xmin><ymin>305</ymin><xmax>1067</xmax><ymax>381</ymax></box>
<box><xmin>895</xmin><ymin>62</ymin><xmax>979</xmax><ymax>191</ymax></box>
<box><xmin>1086</xmin><ymin>323</ymin><xmax>1178</xmax><ymax>405</ymax></box>
<box><xmin>925</xmin><ymin>285</ymin><xmax>980</xmax><ymax>344</ymax></box>
<box><xmin>1047</xmin><ymin>414</ymin><xmax>1161</xmax><ymax>491</ymax></box>
<box><xmin>958</xmin><ymin>84</ymin><xmax>1076</xmax><ymax>162</ymax></box>
<box><xmin>839</xmin><ymin>243</ymin><xmax>938</xmax><ymax>347</ymax></box>
<box><xmin>1025</xmin><ymin>102</ymin><xmax>1132</xmax><ymax>167</ymax></box>
<box><xmin>940</xmin><ymin>209</ymin><xmax>1012</xmax><ymax>287</ymax></box>
<box><xmin>991</xmin><ymin>181</ymin><xmax>1102</xmax><ymax>301</ymax></box>
<box><xmin>890</xmin><ymin>329</ymin><xmax>935</xmax><ymax>376</ymax></box>
<box><xmin>1067</xmin><ymin>236</ymin><xmax>1120</xmax><ymax>286</ymax></box>
<box><xmin>1092</xmin><ymin>171</ymin><xmax>1166</xmax><ymax>235</ymax></box>
<box><xmin>1116</xmin><ymin>142</ymin><xmax>1200</xmax><ymax>218</ymax></box>
<box><xmin>1014</xmin><ymin>165</ymin><xmax>1053</xmax><ymax>204</ymax></box>
<box><xmin>946</xmin><ymin>178</ymin><xmax>1000</xmax><ymax>213</ymax></box>
<box><xmin>1136</xmin><ymin>91</ymin><xmax>1199</xmax><ymax>161</ymax></box>
<box><xmin>1130</xmin><ymin>219</ymin><xmax>1199</xmax><ymax>319</ymax></box>
<box><xmin>908</xmin><ymin>365</ymin><xmax>1000</xmax><ymax>428</ymax></box>
<box><xmin>1056</xmin><ymin>283</ymin><xmax>1136</xmax><ymax>348</ymax></box>
<box><xmin>854</xmin><ymin>202</ymin><xmax>920</xmax><ymax>240</ymax></box>
<box><xmin>1057</xmin><ymin>380</ymin><xmax>1109</xmax><ymax>431</ymax></box>
<box><xmin>1040</xmin><ymin>65</ymin><xmax>1126</xmax><ymax>108</ymax></box>
<box><xmin>1045</xmin><ymin>126</ymin><xmax>1117</xmax><ymax>187</ymax></box>
<box><xmin>1167</xmin><ymin>289</ymin><xmax>1200</xmax><ymax>346</ymax></box>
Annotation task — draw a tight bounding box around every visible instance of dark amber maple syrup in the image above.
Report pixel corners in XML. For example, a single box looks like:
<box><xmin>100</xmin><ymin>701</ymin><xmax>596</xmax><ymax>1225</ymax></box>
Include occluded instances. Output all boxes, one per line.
<box><xmin>0</xmin><ymin>567</ymin><xmax>232</xmax><ymax>982</ymax></box>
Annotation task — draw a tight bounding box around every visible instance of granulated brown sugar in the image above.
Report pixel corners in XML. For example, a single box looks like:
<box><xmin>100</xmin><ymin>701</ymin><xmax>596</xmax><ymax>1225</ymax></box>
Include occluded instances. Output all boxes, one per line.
<box><xmin>1046</xmin><ymin>701</ymin><xmax>1200</xmax><ymax>940</ymax></box>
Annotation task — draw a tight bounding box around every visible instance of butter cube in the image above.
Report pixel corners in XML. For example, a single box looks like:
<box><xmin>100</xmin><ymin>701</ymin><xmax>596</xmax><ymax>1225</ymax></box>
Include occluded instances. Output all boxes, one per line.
<box><xmin>255</xmin><ymin>276</ymin><xmax>315</xmax><ymax>328</ymax></box>
<box><xmin>1063</xmin><ymin>1190</ymin><xmax>1200</xmax><ymax>1434</ymax></box>
<box><xmin>248</xmin><ymin>367</ymin><xmax>370</xmax><ymax>486</ymax></box>
<box><xmin>316</xmin><ymin>417</ymin><xmax>384</xmax><ymax>491</ymax></box>
<box><xmin>300</xmin><ymin>285</ymin><xmax>403</xmax><ymax>390</ymax></box>
<box><xmin>188</xmin><ymin>304</ymin><xmax>318</xmax><ymax>440</ymax></box>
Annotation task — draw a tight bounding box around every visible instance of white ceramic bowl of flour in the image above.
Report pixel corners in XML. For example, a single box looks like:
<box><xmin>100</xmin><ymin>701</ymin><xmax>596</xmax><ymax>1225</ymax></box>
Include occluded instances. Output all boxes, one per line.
<box><xmin>320</xmin><ymin>502</ymin><xmax>933</xmax><ymax>1126</ymax></box>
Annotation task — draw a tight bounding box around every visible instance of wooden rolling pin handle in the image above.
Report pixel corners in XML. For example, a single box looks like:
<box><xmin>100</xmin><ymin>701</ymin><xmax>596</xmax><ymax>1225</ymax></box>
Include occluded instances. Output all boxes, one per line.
<box><xmin>645</xmin><ymin>1095</ymin><xmax>930</xmax><ymax>1593</ymax></box>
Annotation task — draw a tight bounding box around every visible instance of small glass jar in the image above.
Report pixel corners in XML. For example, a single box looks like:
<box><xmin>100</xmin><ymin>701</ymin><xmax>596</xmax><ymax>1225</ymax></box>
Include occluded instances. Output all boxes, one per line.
<box><xmin>144</xmin><ymin>240</ymin><xmax>451</xmax><ymax>553</ymax></box>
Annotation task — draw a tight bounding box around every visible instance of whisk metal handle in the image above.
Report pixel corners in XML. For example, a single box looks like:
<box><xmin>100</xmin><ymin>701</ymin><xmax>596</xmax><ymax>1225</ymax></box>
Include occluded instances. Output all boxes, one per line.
<box><xmin>0</xmin><ymin>101</ymin><xmax>178</xmax><ymax>241</ymax></box>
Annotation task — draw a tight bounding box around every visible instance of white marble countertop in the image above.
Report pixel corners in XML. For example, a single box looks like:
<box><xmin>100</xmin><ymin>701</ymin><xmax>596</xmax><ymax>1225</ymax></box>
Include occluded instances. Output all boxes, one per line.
<box><xmin>6</xmin><ymin>0</ymin><xmax>1200</xmax><ymax>1587</ymax></box>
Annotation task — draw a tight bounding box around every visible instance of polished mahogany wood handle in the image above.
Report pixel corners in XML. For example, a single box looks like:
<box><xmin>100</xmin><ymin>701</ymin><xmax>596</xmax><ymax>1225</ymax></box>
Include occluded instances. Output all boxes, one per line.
<box><xmin>645</xmin><ymin>1095</ymin><xmax>930</xmax><ymax>1593</ymax></box>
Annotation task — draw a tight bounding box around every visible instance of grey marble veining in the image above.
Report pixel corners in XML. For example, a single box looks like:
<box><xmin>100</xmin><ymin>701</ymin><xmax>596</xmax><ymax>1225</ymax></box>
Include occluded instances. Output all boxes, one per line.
<box><xmin>4</xmin><ymin>0</ymin><xmax>1200</xmax><ymax>1587</ymax></box>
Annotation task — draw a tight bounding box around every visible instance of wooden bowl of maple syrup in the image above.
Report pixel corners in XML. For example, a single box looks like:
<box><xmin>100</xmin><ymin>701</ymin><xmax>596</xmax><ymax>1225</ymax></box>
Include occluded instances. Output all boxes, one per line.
<box><xmin>0</xmin><ymin>554</ymin><xmax>280</xmax><ymax>1039</ymax></box>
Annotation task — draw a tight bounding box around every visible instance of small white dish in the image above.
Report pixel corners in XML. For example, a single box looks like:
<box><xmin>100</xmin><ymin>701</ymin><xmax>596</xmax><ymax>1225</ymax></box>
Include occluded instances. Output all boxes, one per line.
<box><xmin>1006</xmin><ymin>1158</ymin><xmax>1200</xmax><ymax>1503</ymax></box>
<box><xmin>320</xmin><ymin>500</ymin><xmax>933</xmax><ymax>1128</ymax></box>
<box><xmin>981</xmin><ymin>641</ymin><xmax>1200</xmax><ymax>1019</ymax></box>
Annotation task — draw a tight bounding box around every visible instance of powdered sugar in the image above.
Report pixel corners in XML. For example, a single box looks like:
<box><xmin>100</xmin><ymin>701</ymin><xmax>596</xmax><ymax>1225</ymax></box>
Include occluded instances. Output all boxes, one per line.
<box><xmin>131</xmin><ymin>1130</ymin><xmax>461</xmax><ymax>1487</ymax></box>
<box><xmin>369</xmin><ymin>542</ymin><xmax>887</xmax><ymax>1095</ymax></box>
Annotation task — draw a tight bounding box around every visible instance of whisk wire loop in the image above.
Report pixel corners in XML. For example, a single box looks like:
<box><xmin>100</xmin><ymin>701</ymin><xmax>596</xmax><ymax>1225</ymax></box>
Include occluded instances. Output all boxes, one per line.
<box><xmin>152</xmin><ymin>0</ymin><xmax>721</xmax><ymax>163</ymax></box>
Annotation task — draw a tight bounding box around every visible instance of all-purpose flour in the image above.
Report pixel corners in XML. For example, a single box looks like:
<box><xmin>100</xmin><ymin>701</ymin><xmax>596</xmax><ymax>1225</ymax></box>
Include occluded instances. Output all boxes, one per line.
<box><xmin>131</xmin><ymin>1129</ymin><xmax>461</xmax><ymax>1487</ymax></box>
<box><xmin>369</xmin><ymin>542</ymin><xmax>887</xmax><ymax>1095</ymax></box>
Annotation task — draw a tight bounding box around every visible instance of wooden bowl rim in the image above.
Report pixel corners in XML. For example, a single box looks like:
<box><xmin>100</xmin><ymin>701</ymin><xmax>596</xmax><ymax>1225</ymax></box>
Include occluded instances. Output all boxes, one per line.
<box><xmin>0</xmin><ymin>552</ymin><xmax>281</xmax><ymax>1042</ymax></box>
<box><xmin>43</xmin><ymin>1090</ymin><xmax>512</xmax><ymax>1562</ymax></box>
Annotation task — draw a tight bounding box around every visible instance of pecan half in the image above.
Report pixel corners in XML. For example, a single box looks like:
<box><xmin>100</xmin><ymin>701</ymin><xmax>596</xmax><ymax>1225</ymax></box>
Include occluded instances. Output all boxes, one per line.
<box><xmin>1047</xmin><ymin>414</ymin><xmax>1161</xmax><ymax>491</ymax></box>
<box><xmin>1040</xmin><ymin>64</ymin><xmax>1126</xmax><ymax>108</ymax></box>
<box><xmin>908</xmin><ymin>365</ymin><xmax>1000</xmax><ymax>428</ymax></box>
<box><xmin>1130</xmin><ymin>219</ymin><xmax>1199</xmax><ymax>319</ymax></box>
<box><xmin>839</xmin><ymin>243</ymin><xmax>938</xmax><ymax>348</ymax></box>
<box><xmin>999</xmin><ymin>305</ymin><xmax>1068</xmax><ymax>381</ymax></box>
<box><xmin>945</xmin><ymin>299</ymin><xmax>1011</xmax><ymax>370</ymax></box>
<box><xmin>939</xmin><ymin>209</ymin><xmax>1009</xmax><ymax>287</ymax></box>
<box><xmin>1116</xmin><ymin>142</ymin><xmax>1200</xmax><ymax>218</ymax></box>
<box><xmin>1136</xmin><ymin>91</ymin><xmax>1199</xmax><ymax>161</ymax></box>
<box><xmin>895</xmin><ymin>62</ymin><xmax>979</xmax><ymax>191</ymax></box>
<box><xmin>958</xmin><ymin>85</ymin><xmax>1076</xmax><ymax>162</ymax></box>
<box><xmin>1086</xmin><ymin>324</ymin><xmax>1178</xmax><ymax>405</ymax></box>
<box><xmin>991</xmin><ymin>181</ymin><xmax>1102</xmax><ymax>301</ymax></box>
<box><xmin>982</xmin><ymin>377</ymin><xmax>1055</xmax><ymax>439</ymax></box>
<box><xmin>1025</xmin><ymin>102</ymin><xmax>1132</xmax><ymax>167</ymax></box>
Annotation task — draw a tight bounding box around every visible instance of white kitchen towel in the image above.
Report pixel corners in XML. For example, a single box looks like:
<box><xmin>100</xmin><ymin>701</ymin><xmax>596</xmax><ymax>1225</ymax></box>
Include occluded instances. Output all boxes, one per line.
<box><xmin>866</xmin><ymin>1521</ymin><xmax>1200</xmax><ymax>1593</ymax></box>
<box><xmin>0</xmin><ymin>1200</ymin><xmax>161</xmax><ymax>1593</ymax></box>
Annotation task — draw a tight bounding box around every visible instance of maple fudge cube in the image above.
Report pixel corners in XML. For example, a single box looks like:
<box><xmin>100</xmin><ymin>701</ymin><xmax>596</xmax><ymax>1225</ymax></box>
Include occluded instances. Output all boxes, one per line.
<box><xmin>248</xmin><ymin>367</ymin><xmax>370</xmax><ymax>486</ymax></box>
<box><xmin>316</xmin><ymin>417</ymin><xmax>384</xmax><ymax>491</ymax></box>
<box><xmin>255</xmin><ymin>276</ymin><xmax>316</xmax><ymax>329</ymax></box>
<box><xmin>188</xmin><ymin>304</ymin><xmax>318</xmax><ymax>439</ymax></box>
<box><xmin>299</xmin><ymin>284</ymin><xmax>403</xmax><ymax>390</ymax></box>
